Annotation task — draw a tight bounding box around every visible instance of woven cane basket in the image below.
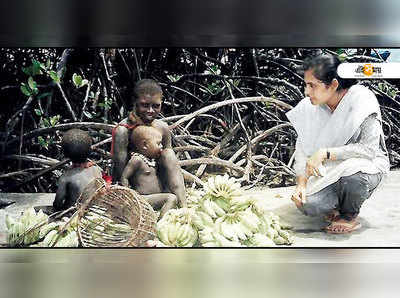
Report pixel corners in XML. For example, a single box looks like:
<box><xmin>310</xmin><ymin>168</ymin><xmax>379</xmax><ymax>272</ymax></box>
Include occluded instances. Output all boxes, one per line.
<box><xmin>77</xmin><ymin>178</ymin><xmax>157</xmax><ymax>247</ymax></box>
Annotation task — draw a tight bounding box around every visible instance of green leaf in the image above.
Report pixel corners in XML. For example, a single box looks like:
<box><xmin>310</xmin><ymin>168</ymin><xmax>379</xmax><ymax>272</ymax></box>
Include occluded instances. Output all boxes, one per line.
<box><xmin>34</xmin><ymin>109</ymin><xmax>42</xmax><ymax>116</ymax></box>
<box><xmin>20</xmin><ymin>84</ymin><xmax>31</xmax><ymax>96</ymax></box>
<box><xmin>83</xmin><ymin>111</ymin><xmax>93</xmax><ymax>119</ymax></box>
<box><xmin>336</xmin><ymin>48</ymin><xmax>345</xmax><ymax>55</ymax></box>
<box><xmin>43</xmin><ymin>119</ymin><xmax>50</xmax><ymax>127</ymax></box>
<box><xmin>81</xmin><ymin>79</ymin><xmax>89</xmax><ymax>87</ymax></box>
<box><xmin>72</xmin><ymin>73</ymin><xmax>83</xmax><ymax>88</ymax></box>
<box><xmin>46</xmin><ymin>59</ymin><xmax>51</xmax><ymax>69</ymax></box>
<box><xmin>22</xmin><ymin>67</ymin><xmax>32</xmax><ymax>76</ymax></box>
<box><xmin>338</xmin><ymin>53</ymin><xmax>348</xmax><ymax>62</ymax></box>
<box><xmin>37</xmin><ymin>92</ymin><xmax>52</xmax><ymax>100</ymax></box>
<box><xmin>38</xmin><ymin>136</ymin><xmax>48</xmax><ymax>149</ymax></box>
<box><xmin>49</xmin><ymin>71</ymin><xmax>60</xmax><ymax>84</ymax></box>
<box><xmin>32</xmin><ymin>59</ymin><xmax>42</xmax><ymax>75</ymax></box>
<box><xmin>28</xmin><ymin>77</ymin><xmax>37</xmax><ymax>90</ymax></box>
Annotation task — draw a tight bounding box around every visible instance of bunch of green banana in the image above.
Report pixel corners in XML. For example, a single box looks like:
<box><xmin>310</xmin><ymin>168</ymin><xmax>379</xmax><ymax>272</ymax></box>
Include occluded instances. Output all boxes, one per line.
<box><xmin>249</xmin><ymin>233</ymin><xmax>275</xmax><ymax>247</ymax></box>
<box><xmin>158</xmin><ymin>174</ymin><xmax>296</xmax><ymax>247</ymax></box>
<box><xmin>203</xmin><ymin>174</ymin><xmax>243</xmax><ymax>202</ymax></box>
<box><xmin>157</xmin><ymin>221</ymin><xmax>198</xmax><ymax>247</ymax></box>
<box><xmin>230</xmin><ymin>196</ymin><xmax>269</xmax><ymax>216</ymax></box>
<box><xmin>104</xmin><ymin>222</ymin><xmax>132</xmax><ymax>235</ymax></box>
<box><xmin>40</xmin><ymin>230</ymin><xmax>59</xmax><ymax>247</ymax></box>
<box><xmin>39</xmin><ymin>222</ymin><xmax>60</xmax><ymax>239</ymax></box>
<box><xmin>186</xmin><ymin>189</ymin><xmax>205</xmax><ymax>208</ymax></box>
<box><xmin>199</xmin><ymin>227</ymin><xmax>243</xmax><ymax>247</ymax></box>
<box><xmin>156</xmin><ymin>208</ymin><xmax>198</xmax><ymax>247</ymax></box>
<box><xmin>191</xmin><ymin>210</ymin><xmax>214</xmax><ymax>230</ymax></box>
<box><xmin>81</xmin><ymin>209</ymin><xmax>133</xmax><ymax>238</ymax></box>
<box><xmin>38</xmin><ymin>229</ymin><xmax>79</xmax><ymax>247</ymax></box>
<box><xmin>53</xmin><ymin>231</ymin><xmax>79</xmax><ymax>247</ymax></box>
<box><xmin>6</xmin><ymin>207</ymin><xmax>49</xmax><ymax>246</ymax></box>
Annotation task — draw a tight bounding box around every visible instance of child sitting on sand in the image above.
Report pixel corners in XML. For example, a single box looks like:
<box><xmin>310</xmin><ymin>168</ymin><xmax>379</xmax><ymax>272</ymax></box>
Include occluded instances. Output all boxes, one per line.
<box><xmin>53</xmin><ymin>129</ymin><xmax>102</xmax><ymax>211</ymax></box>
<box><xmin>121</xmin><ymin>125</ymin><xmax>177</xmax><ymax>217</ymax></box>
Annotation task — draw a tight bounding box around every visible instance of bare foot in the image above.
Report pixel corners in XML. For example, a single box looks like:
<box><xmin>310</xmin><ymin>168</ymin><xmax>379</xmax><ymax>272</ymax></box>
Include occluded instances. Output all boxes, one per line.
<box><xmin>323</xmin><ymin>209</ymin><xmax>340</xmax><ymax>223</ymax></box>
<box><xmin>324</xmin><ymin>217</ymin><xmax>361</xmax><ymax>234</ymax></box>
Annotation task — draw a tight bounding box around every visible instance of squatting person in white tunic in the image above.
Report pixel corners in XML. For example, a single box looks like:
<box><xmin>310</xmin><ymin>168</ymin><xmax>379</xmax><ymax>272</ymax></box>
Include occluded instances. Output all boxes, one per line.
<box><xmin>286</xmin><ymin>54</ymin><xmax>390</xmax><ymax>234</ymax></box>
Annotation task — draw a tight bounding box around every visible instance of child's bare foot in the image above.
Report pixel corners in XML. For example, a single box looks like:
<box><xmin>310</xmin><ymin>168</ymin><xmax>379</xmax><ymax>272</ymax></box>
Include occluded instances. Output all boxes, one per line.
<box><xmin>324</xmin><ymin>217</ymin><xmax>361</xmax><ymax>234</ymax></box>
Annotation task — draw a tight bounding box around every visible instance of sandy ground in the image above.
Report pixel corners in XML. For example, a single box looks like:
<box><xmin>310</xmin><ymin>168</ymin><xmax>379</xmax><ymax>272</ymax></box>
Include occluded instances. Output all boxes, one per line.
<box><xmin>1</xmin><ymin>171</ymin><xmax>399</xmax><ymax>247</ymax></box>
<box><xmin>247</xmin><ymin>171</ymin><xmax>400</xmax><ymax>247</ymax></box>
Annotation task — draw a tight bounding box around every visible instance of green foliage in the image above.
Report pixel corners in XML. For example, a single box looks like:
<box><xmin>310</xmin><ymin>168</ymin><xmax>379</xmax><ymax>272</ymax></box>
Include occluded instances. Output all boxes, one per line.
<box><xmin>37</xmin><ymin>92</ymin><xmax>52</xmax><ymax>100</ymax></box>
<box><xmin>167</xmin><ymin>74</ymin><xmax>183</xmax><ymax>82</ymax></box>
<box><xmin>37</xmin><ymin>135</ymin><xmax>56</xmax><ymax>151</ymax></box>
<box><xmin>22</xmin><ymin>59</ymin><xmax>43</xmax><ymax>76</ymax></box>
<box><xmin>72</xmin><ymin>73</ymin><xmax>88</xmax><ymax>88</ymax></box>
<box><xmin>335</xmin><ymin>48</ymin><xmax>346</xmax><ymax>55</ymax></box>
<box><xmin>20</xmin><ymin>77</ymin><xmax>39</xmax><ymax>97</ymax></box>
<box><xmin>49</xmin><ymin>71</ymin><xmax>60</xmax><ymax>84</ymax></box>
<box><xmin>36</xmin><ymin>114</ymin><xmax>60</xmax><ymax>150</ymax></box>
<box><xmin>19</xmin><ymin>58</ymin><xmax>54</xmax><ymax>97</ymax></box>
<box><xmin>98</xmin><ymin>97</ymin><xmax>112</xmax><ymax>110</ymax></box>
<box><xmin>28</xmin><ymin>77</ymin><xmax>37</xmax><ymax>90</ymax></box>
<box><xmin>338</xmin><ymin>53</ymin><xmax>348</xmax><ymax>62</ymax></box>
<box><xmin>377</xmin><ymin>82</ymin><xmax>398</xmax><ymax>98</ymax></box>
<box><xmin>83</xmin><ymin>111</ymin><xmax>93</xmax><ymax>119</ymax></box>
<box><xmin>20</xmin><ymin>83</ymin><xmax>31</xmax><ymax>97</ymax></box>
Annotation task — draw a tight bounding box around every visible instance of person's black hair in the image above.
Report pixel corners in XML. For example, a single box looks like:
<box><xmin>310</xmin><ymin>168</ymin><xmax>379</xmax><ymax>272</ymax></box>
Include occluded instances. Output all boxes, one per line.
<box><xmin>132</xmin><ymin>79</ymin><xmax>162</xmax><ymax>101</ymax></box>
<box><xmin>303</xmin><ymin>54</ymin><xmax>357</xmax><ymax>90</ymax></box>
<box><xmin>62</xmin><ymin>129</ymin><xmax>92</xmax><ymax>163</ymax></box>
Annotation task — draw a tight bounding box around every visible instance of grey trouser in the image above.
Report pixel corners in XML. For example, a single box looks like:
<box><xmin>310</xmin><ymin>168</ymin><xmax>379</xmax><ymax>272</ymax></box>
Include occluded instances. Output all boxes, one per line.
<box><xmin>299</xmin><ymin>172</ymin><xmax>383</xmax><ymax>220</ymax></box>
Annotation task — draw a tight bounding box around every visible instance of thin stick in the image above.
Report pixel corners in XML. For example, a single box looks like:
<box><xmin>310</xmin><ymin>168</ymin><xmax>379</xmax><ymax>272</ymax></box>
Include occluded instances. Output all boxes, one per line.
<box><xmin>7</xmin><ymin>122</ymin><xmax>114</xmax><ymax>147</ymax></box>
<box><xmin>179</xmin><ymin>158</ymin><xmax>245</xmax><ymax>174</ymax></box>
<box><xmin>56</xmin><ymin>82</ymin><xmax>77</xmax><ymax>121</ymax></box>
<box><xmin>229</xmin><ymin>123</ymin><xmax>292</xmax><ymax>163</ymax></box>
<box><xmin>169</xmin><ymin>97</ymin><xmax>292</xmax><ymax>130</ymax></box>
<box><xmin>80</xmin><ymin>82</ymin><xmax>92</xmax><ymax>121</ymax></box>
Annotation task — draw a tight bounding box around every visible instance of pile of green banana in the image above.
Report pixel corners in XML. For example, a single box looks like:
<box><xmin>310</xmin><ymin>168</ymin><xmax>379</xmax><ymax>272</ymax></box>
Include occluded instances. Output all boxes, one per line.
<box><xmin>6</xmin><ymin>207</ymin><xmax>48</xmax><ymax>246</ymax></box>
<box><xmin>34</xmin><ymin>217</ymin><xmax>79</xmax><ymax>247</ymax></box>
<box><xmin>6</xmin><ymin>208</ymin><xmax>79</xmax><ymax>247</ymax></box>
<box><xmin>157</xmin><ymin>174</ymin><xmax>294</xmax><ymax>247</ymax></box>
<box><xmin>156</xmin><ymin>208</ymin><xmax>198</xmax><ymax>247</ymax></box>
<box><xmin>80</xmin><ymin>205</ymin><xmax>132</xmax><ymax>237</ymax></box>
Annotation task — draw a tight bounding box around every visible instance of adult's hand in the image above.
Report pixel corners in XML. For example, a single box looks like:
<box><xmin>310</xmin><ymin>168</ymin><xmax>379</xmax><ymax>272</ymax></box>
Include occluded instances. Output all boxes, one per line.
<box><xmin>306</xmin><ymin>148</ymin><xmax>327</xmax><ymax>177</ymax></box>
<box><xmin>291</xmin><ymin>184</ymin><xmax>307</xmax><ymax>208</ymax></box>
